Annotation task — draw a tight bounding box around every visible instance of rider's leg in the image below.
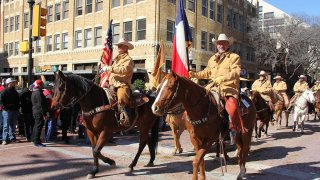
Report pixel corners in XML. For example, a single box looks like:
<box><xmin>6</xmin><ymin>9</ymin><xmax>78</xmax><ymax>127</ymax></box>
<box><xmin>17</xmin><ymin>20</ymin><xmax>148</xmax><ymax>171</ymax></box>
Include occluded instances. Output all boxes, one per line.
<box><xmin>117</xmin><ymin>87</ymin><xmax>131</xmax><ymax>127</ymax></box>
<box><xmin>224</xmin><ymin>96</ymin><xmax>247</xmax><ymax>133</ymax></box>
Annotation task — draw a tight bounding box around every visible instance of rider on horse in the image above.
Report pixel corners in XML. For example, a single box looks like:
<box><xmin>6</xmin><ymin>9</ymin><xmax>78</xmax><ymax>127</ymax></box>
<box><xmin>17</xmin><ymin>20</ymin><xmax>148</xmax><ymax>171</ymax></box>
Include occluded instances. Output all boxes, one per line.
<box><xmin>288</xmin><ymin>75</ymin><xmax>309</xmax><ymax>111</ymax></box>
<box><xmin>100</xmin><ymin>38</ymin><xmax>134</xmax><ymax>127</ymax></box>
<box><xmin>311</xmin><ymin>80</ymin><xmax>320</xmax><ymax>93</ymax></box>
<box><xmin>273</xmin><ymin>75</ymin><xmax>289</xmax><ymax>109</ymax></box>
<box><xmin>188</xmin><ymin>33</ymin><xmax>247</xmax><ymax>136</ymax></box>
<box><xmin>252</xmin><ymin>70</ymin><xmax>274</xmax><ymax>112</ymax></box>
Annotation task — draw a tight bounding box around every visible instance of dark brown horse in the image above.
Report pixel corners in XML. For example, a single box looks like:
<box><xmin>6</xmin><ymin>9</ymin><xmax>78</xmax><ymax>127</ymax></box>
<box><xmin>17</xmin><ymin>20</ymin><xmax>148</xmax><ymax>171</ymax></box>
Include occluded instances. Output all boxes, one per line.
<box><xmin>51</xmin><ymin>71</ymin><xmax>160</xmax><ymax>179</ymax></box>
<box><xmin>152</xmin><ymin>72</ymin><xmax>256</xmax><ymax>180</ymax></box>
<box><xmin>248</xmin><ymin>90</ymin><xmax>272</xmax><ymax>138</ymax></box>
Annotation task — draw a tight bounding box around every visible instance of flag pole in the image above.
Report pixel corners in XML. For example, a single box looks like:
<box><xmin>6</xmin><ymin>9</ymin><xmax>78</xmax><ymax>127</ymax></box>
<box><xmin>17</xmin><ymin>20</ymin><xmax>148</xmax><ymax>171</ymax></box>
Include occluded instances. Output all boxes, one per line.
<box><xmin>186</xmin><ymin>47</ymin><xmax>190</xmax><ymax>72</ymax></box>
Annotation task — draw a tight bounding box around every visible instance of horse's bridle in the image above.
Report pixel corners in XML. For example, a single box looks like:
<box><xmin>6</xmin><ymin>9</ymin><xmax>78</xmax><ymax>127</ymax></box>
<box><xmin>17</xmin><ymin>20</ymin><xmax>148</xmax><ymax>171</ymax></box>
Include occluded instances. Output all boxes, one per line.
<box><xmin>162</xmin><ymin>80</ymin><xmax>180</xmax><ymax>114</ymax></box>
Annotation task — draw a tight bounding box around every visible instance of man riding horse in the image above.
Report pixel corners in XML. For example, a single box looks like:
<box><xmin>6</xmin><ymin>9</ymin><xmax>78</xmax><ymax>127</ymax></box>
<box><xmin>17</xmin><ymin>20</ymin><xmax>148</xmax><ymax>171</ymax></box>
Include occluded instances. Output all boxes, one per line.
<box><xmin>273</xmin><ymin>75</ymin><xmax>289</xmax><ymax>109</ymax></box>
<box><xmin>252</xmin><ymin>70</ymin><xmax>274</xmax><ymax>112</ymax></box>
<box><xmin>100</xmin><ymin>38</ymin><xmax>134</xmax><ymax>127</ymax></box>
<box><xmin>188</xmin><ymin>33</ymin><xmax>247</xmax><ymax>141</ymax></box>
<box><xmin>288</xmin><ymin>75</ymin><xmax>309</xmax><ymax>111</ymax></box>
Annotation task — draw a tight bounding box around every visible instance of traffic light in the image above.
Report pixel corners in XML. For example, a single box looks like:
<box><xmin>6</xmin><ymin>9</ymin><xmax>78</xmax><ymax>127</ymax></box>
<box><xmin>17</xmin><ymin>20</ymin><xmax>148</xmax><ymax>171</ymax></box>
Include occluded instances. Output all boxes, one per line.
<box><xmin>32</xmin><ymin>4</ymin><xmax>47</xmax><ymax>38</ymax></box>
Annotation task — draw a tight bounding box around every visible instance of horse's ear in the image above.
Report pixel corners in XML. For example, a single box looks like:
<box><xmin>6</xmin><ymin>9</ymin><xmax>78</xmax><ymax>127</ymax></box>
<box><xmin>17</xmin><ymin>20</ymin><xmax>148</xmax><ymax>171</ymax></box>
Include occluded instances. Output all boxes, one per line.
<box><xmin>56</xmin><ymin>70</ymin><xmax>66</xmax><ymax>81</ymax></box>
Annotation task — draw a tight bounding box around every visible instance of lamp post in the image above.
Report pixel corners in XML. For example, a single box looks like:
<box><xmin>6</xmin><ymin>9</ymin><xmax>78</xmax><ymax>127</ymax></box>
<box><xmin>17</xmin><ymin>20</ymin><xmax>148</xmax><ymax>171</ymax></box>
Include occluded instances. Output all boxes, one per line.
<box><xmin>27</xmin><ymin>0</ymin><xmax>35</xmax><ymax>86</ymax></box>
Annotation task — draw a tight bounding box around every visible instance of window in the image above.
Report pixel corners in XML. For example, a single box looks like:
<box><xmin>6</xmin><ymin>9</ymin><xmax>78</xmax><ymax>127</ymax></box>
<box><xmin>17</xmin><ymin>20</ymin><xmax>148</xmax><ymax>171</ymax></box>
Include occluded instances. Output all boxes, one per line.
<box><xmin>217</xmin><ymin>4</ymin><xmax>223</xmax><ymax>23</ymax></box>
<box><xmin>209</xmin><ymin>0</ymin><xmax>215</xmax><ymax>20</ymax></box>
<box><xmin>54</xmin><ymin>34</ymin><xmax>60</xmax><ymax>50</ymax></box>
<box><xmin>201</xmin><ymin>31</ymin><xmax>207</xmax><ymax>50</ymax></box>
<box><xmin>63</xmin><ymin>1</ymin><xmax>69</xmax><ymax>19</ymax></box>
<box><xmin>233</xmin><ymin>13</ymin><xmax>238</xmax><ymax>29</ymax></box>
<box><xmin>258</xmin><ymin>6</ymin><xmax>262</xmax><ymax>12</ymax></box>
<box><xmin>4</xmin><ymin>43</ymin><xmax>9</xmax><ymax>57</ymax></box>
<box><xmin>95</xmin><ymin>0</ymin><xmax>103</xmax><ymax>12</ymax></box>
<box><xmin>168</xmin><ymin>0</ymin><xmax>175</xmax><ymax>4</ymax></box>
<box><xmin>9</xmin><ymin>42</ymin><xmax>14</xmax><ymax>56</ymax></box>
<box><xmin>76</xmin><ymin>0</ymin><xmax>83</xmax><ymax>16</ymax></box>
<box><xmin>239</xmin><ymin>15</ymin><xmax>244</xmax><ymax>32</ymax></box>
<box><xmin>24</xmin><ymin>13</ymin><xmax>29</xmax><ymax>29</ymax></box>
<box><xmin>14</xmin><ymin>42</ymin><xmax>19</xmax><ymax>55</ymax></box>
<box><xmin>62</xmin><ymin>33</ymin><xmax>68</xmax><ymax>49</ymax></box>
<box><xmin>15</xmin><ymin>15</ymin><xmax>19</xmax><ymax>31</ymax></box>
<box><xmin>112</xmin><ymin>0</ymin><xmax>120</xmax><ymax>8</ymax></box>
<box><xmin>188</xmin><ymin>0</ymin><xmax>195</xmax><ymax>12</ymax></box>
<box><xmin>85</xmin><ymin>0</ymin><xmax>92</xmax><ymax>14</ymax></box>
<box><xmin>124</xmin><ymin>0</ymin><xmax>133</xmax><ymax>5</ymax></box>
<box><xmin>46</xmin><ymin>36</ymin><xmax>53</xmax><ymax>52</ymax></box>
<box><xmin>227</xmin><ymin>9</ymin><xmax>232</xmax><ymax>27</ymax></box>
<box><xmin>189</xmin><ymin>27</ymin><xmax>195</xmax><ymax>47</ymax></box>
<box><xmin>75</xmin><ymin>30</ymin><xmax>82</xmax><ymax>48</ymax></box>
<box><xmin>35</xmin><ymin>39</ymin><xmax>42</xmax><ymax>53</ymax></box>
<box><xmin>202</xmin><ymin>0</ymin><xmax>208</xmax><ymax>17</ymax></box>
<box><xmin>136</xmin><ymin>19</ymin><xmax>146</xmax><ymax>41</ymax></box>
<box><xmin>55</xmin><ymin>3</ymin><xmax>61</xmax><ymax>21</ymax></box>
<box><xmin>209</xmin><ymin>33</ymin><xmax>215</xmax><ymax>51</ymax></box>
<box><xmin>167</xmin><ymin>20</ymin><xmax>175</xmax><ymax>42</ymax></box>
<box><xmin>264</xmin><ymin>12</ymin><xmax>274</xmax><ymax>19</ymax></box>
<box><xmin>4</xmin><ymin>19</ymin><xmax>9</xmax><ymax>33</ymax></box>
<box><xmin>123</xmin><ymin>21</ymin><xmax>132</xmax><ymax>41</ymax></box>
<box><xmin>84</xmin><ymin>29</ymin><xmax>92</xmax><ymax>47</ymax></box>
<box><xmin>94</xmin><ymin>26</ymin><xmax>102</xmax><ymax>46</ymax></box>
<box><xmin>10</xmin><ymin>17</ymin><xmax>14</xmax><ymax>32</ymax></box>
<box><xmin>48</xmin><ymin>6</ymin><xmax>53</xmax><ymax>23</ymax></box>
<box><xmin>112</xmin><ymin>23</ymin><xmax>120</xmax><ymax>43</ymax></box>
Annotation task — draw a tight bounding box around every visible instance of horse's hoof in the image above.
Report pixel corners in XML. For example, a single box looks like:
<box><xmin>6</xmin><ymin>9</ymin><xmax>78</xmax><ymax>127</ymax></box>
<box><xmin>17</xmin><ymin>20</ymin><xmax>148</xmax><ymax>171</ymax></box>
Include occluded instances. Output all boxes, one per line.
<box><xmin>87</xmin><ymin>174</ymin><xmax>95</xmax><ymax>179</ymax></box>
<box><xmin>110</xmin><ymin>161</ymin><xmax>116</xmax><ymax>167</ymax></box>
<box><xmin>178</xmin><ymin>148</ymin><xmax>183</xmax><ymax>154</ymax></box>
<box><xmin>127</xmin><ymin>167</ymin><xmax>134</xmax><ymax>173</ymax></box>
<box><xmin>145</xmin><ymin>162</ymin><xmax>154</xmax><ymax>167</ymax></box>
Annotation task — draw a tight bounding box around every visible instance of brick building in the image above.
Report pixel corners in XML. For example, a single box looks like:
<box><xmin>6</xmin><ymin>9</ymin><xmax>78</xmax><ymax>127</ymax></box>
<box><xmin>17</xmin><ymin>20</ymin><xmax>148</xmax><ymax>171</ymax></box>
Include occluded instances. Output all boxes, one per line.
<box><xmin>0</xmin><ymin>0</ymin><xmax>259</xmax><ymax>87</ymax></box>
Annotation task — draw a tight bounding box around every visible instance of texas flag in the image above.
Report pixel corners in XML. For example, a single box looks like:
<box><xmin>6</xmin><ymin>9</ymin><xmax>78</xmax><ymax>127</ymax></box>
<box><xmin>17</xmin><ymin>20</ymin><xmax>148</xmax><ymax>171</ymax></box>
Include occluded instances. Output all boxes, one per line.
<box><xmin>171</xmin><ymin>0</ymin><xmax>193</xmax><ymax>78</ymax></box>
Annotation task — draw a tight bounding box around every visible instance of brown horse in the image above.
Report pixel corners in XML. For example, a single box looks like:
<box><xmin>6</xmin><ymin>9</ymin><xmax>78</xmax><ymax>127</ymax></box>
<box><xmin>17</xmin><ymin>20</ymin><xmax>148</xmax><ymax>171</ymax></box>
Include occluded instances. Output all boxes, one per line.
<box><xmin>152</xmin><ymin>72</ymin><xmax>256</xmax><ymax>180</ymax></box>
<box><xmin>270</xmin><ymin>90</ymin><xmax>289</xmax><ymax>128</ymax></box>
<box><xmin>248</xmin><ymin>90</ymin><xmax>271</xmax><ymax>138</ymax></box>
<box><xmin>314</xmin><ymin>90</ymin><xmax>320</xmax><ymax>120</ymax></box>
<box><xmin>165</xmin><ymin>111</ymin><xmax>186</xmax><ymax>155</ymax></box>
<box><xmin>51</xmin><ymin>71</ymin><xmax>160</xmax><ymax>179</ymax></box>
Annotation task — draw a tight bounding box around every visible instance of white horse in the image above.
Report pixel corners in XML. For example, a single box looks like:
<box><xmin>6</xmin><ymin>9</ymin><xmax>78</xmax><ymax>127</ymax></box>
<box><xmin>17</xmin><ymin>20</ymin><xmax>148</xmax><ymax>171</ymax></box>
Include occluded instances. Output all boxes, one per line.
<box><xmin>293</xmin><ymin>89</ymin><xmax>315</xmax><ymax>133</ymax></box>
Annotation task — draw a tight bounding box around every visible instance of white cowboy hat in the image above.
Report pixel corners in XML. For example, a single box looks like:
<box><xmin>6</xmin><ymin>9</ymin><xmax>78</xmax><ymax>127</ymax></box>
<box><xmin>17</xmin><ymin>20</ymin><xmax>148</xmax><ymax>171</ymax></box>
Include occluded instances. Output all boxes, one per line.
<box><xmin>298</xmin><ymin>75</ymin><xmax>307</xmax><ymax>79</ymax></box>
<box><xmin>212</xmin><ymin>34</ymin><xmax>234</xmax><ymax>46</ymax></box>
<box><xmin>114</xmin><ymin>38</ymin><xmax>134</xmax><ymax>50</ymax></box>
<box><xmin>273</xmin><ymin>75</ymin><xmax>283</xmax><ymax>80</ymax></box>
<box><xmin>242</xmin><ymin>87</ymin><xmax>249</xmax><ymax>91</ymax></box>
<box><xmin>258</xmin><ymin>70</ymin><xmax>268</xmax><ymax>76</ymax></box>
<box><xmin>5</xmin><ymin>78</ymin><xmax>17</xmax><ymax>84</ymax></box>
<box><xmin>315</xmin><ymin>80</ymin><xmax>320</xmax><ymax>83</ymax></box>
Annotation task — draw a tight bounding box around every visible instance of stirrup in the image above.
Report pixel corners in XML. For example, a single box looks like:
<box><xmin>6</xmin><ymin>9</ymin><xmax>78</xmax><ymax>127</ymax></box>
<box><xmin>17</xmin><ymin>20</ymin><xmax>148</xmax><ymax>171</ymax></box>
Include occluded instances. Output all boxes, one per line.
<box><xmin>119</xmin><ymin>112</ymin><xmax>130</xmax><ymax>127</ymax></box>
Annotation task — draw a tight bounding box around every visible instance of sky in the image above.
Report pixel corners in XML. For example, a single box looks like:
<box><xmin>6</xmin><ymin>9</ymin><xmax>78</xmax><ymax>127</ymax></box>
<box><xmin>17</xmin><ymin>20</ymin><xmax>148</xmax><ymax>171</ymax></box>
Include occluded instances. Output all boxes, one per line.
<box><xmin>265</xmin><ymin>0</ymin><xmax>320</xmax><ymax>17</ymax></box>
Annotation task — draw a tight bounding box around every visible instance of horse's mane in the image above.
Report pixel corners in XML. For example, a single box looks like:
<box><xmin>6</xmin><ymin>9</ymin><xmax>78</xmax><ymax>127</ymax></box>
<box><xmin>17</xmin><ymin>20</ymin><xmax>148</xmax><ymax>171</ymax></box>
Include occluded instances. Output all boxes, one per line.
<box><xmin>67</xmin><ymin>74</ymin><xmax>100</xmax><ymax>93</ymax></box>
<box><xmin>175</xmin><ymin>74</ymin><xmax>207</xmax><ymax>94</ymax></box>
<box><xmin>251</xmin><ymin>91</ymin><xmax>268</xmax><ymax>108</ymax></box>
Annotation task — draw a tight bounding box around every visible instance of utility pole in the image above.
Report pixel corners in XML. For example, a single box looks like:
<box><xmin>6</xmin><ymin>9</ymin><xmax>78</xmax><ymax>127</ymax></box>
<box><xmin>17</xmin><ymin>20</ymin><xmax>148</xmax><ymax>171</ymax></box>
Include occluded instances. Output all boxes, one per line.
<box><xmin>27</xmin><ymin>0</ymin><xmax>35</xmax><ymax>86</ymax></box>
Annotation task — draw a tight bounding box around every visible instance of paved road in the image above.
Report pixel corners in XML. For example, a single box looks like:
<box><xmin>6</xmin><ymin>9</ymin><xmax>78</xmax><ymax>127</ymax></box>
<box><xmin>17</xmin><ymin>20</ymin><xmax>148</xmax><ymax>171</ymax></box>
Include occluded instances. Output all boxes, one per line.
<box><xmin>0</xmin><ymin>113</ymin><xmax>320</xmax><ymax>180</ymax></box>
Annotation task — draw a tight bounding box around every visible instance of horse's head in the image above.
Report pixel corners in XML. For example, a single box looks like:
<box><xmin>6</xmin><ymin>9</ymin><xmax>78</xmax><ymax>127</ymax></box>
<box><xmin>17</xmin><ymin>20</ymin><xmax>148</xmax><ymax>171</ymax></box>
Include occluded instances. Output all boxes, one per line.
<box><xmin>302</xmin><ymin>89</ymin><xmax>315</xmax><ymax>104</ymax></box>
<box><xmin>51</xmin><ymin>71</ymin><xmax>76</xmax><ymax>110</ymax></box>
<box><xmin>152</xmin><ymin>72</ymin><xmax>182</xmax><ymax>116</ymax></box>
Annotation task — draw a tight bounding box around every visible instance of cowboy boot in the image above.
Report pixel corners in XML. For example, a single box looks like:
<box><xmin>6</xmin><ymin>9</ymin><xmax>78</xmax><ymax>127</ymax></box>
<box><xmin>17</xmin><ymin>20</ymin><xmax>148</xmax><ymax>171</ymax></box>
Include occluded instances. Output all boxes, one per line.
<box><xmin>292</xmin><ymin>121</ymin><xmax>296</xmax><ymax>132</ymax></box>
<box><xmin>119</xmin><ymin>107</ymin><xmax>133</xmax><ymax>127</ymax></box>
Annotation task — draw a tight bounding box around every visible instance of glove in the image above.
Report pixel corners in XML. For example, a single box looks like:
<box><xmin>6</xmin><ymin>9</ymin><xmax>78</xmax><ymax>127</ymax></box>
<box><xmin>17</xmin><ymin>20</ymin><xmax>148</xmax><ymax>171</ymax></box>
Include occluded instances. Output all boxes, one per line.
<box><xmin>99</xmin><ymin>66</ymin><xmax>109</xmax><ymax>74</ymax></box>
<box><xmin>188</xmin><ymin>71</ymin><xmax>195</xmax><ymax>78</ymax></box>
<box><xmin>213</xmin><ymin>76</ymin><xmax>224</xmax><ymax>85</ymax></box>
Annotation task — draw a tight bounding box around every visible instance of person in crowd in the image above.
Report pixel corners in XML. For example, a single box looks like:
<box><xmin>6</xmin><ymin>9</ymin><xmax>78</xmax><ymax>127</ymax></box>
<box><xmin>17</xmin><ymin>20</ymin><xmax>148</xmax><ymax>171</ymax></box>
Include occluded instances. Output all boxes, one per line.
<box><xmin>252</xmin><ymin>70</ymin><xmax>275</xmax><ymax>111</ymax></box>
<box><xmin>288</xmin><ymin>75</ymin><xmax>309</xmax><ymax>111</ymax></box>
<box><xmin>273</xmin><ymin>75</ymin><xmax>289</xmax><ymax>109</ymax></box>
<box><xmin>59</xmin><ymin>105</ymin><xmax>72</xmax><ymax>144</ymax></box>
<box><xmin>31</xmin><ymin>80</ymin><xmax>48</xmax><ymax>147</ymax></box>
<box><xmin>20</xmin><ymin>84</ymin><xmax>35</xmax><ymax>141</ymax></box>
<box><xmin>0</xmin><ymin>78</ymin><xmax>20</xmax><ymax>145</ymax></box>
<box><xmin>188</xmin><ymin>33</ymin><xmax>246</xmax><ymax>145</ymax></box>
<box><xmin>0</xmin><ymin>80</ymin><xmax>6</xmax><ymax>141</ymax></box>
<box><xmin>311</xmin><ymin>80</ymin><xmax>320</xmax><ymax>93</ymax></box>
<box><xmin>100</xmin><ymin>38</ymin><xmax>135</xmax><ymax>127</ymax></box>
<box><xmin>43</xmin><ymin>82</ymin><xmax>57</xmax><ymax>141</ymax></box>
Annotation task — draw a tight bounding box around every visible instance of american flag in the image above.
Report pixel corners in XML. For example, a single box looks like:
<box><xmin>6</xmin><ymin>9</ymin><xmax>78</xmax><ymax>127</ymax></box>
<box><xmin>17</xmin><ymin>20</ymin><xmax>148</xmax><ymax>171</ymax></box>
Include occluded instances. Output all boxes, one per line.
<box><xmin>100</xmin><ymin>19</ymin><xmax>113</xmax><ymax>87</ymax></box>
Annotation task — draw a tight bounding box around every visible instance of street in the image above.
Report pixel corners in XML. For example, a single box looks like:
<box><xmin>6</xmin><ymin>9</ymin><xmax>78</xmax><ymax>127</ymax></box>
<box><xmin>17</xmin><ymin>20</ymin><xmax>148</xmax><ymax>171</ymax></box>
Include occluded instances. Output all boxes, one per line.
<box><xmin>0</xmin><ymin>113</ymin><xmax>320</xmax><ymax>180</ymax></box>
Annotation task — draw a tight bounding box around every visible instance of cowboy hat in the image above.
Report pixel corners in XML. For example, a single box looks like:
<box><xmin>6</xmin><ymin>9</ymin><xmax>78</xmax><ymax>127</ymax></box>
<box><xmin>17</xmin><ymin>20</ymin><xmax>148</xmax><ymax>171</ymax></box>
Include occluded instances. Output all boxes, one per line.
<box><xmin>273</xmin><ymin>75</ymin><xmax>283</xmax><ymax>80</ymax></box>
<box><xmin>212</xmin><ymin>34</ymin><xmax>234</xmax><ymax>46</ymax></box>
<box><xmin>5</xmin><ymin>78</ymin><xmax>17</xmax><ymax>84</ymax></box>
<box><xmin>298</xmin><ymin>75</ymin><xmax>306</xmax><ymax>79</ymax></box>
<box><xmin>315</xmin><ymin>80</ymin><xmax>320</xmax><ymax>83</ymax></box>
<box><xmin>258</xmin><ymin>70</ymin><xmax>268</xmax><ymax>76</ymax></box>
<box><xmin>114</xmin><ymin>38</ymin><xmax>134</xmax><ymax>50</ymax></box>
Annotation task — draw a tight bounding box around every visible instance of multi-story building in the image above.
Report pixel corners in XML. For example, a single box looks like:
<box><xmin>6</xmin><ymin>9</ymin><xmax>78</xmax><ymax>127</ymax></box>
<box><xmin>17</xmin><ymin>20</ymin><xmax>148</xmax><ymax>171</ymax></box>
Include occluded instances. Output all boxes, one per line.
<box><xmin>0</xmin><ymin>0</ymin><xmax>258</xmax><ymax>87</ymax></box>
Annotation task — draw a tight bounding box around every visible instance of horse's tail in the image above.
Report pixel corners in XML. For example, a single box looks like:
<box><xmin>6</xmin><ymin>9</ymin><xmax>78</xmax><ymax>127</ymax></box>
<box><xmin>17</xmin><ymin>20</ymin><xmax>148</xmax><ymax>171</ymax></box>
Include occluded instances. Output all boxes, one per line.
<box><xmin>151</xmin><ymin>116</ymin><xmax>160</xmax><ymax>154</ymax></box>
